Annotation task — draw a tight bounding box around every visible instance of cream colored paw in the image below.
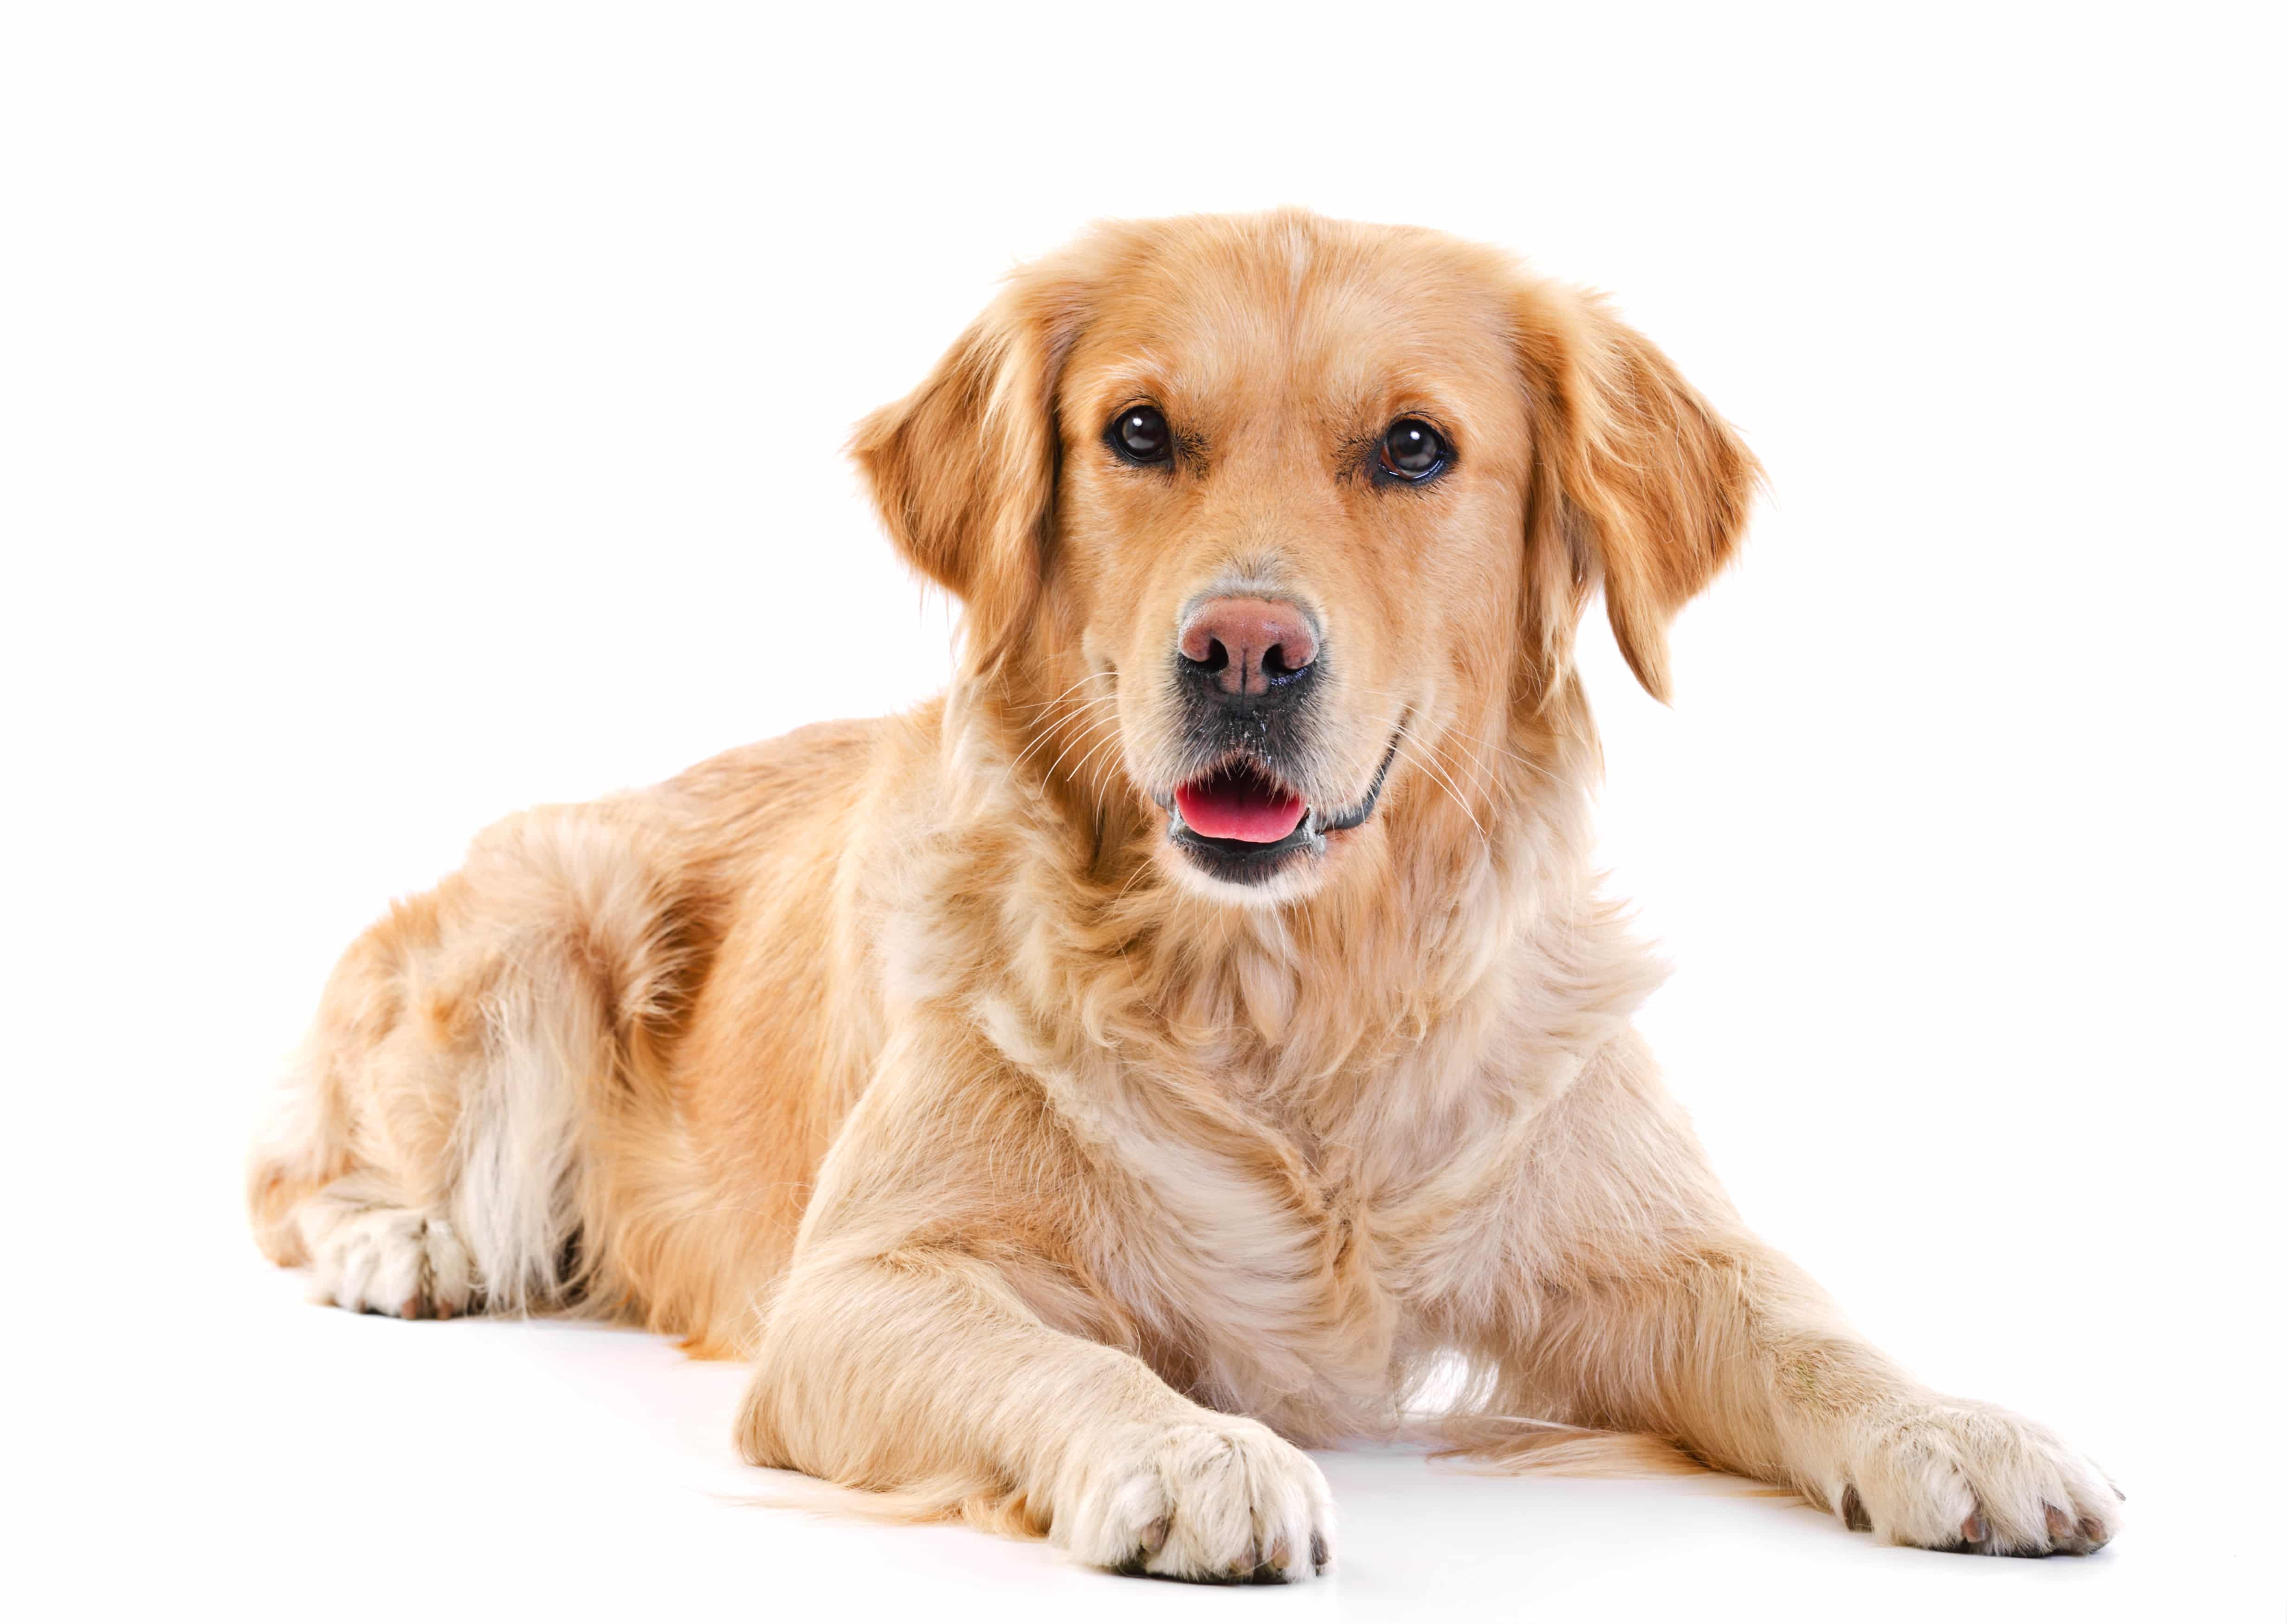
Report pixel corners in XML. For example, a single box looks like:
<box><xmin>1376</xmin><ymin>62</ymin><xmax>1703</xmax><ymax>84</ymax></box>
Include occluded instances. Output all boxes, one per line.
<box><xmin>299</xmin><ymin>1188</ymin><xmax>478</xmax><ymax>1319</ymax></box>
<box><xmin>1826</xmin><ymin>1397</ymin><xmax>2123</xmax><ymax>1556</ymax></box>
<box><xmin>1056</xmin><ymin>1417</ymin><xmax>1335</xmax><ymax>1583</ymax></box>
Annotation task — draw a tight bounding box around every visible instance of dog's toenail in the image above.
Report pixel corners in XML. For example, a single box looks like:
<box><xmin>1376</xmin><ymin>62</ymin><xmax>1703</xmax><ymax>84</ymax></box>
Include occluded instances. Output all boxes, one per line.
<box><xmin>2043</xmin><ymin>1504</ymin><xmax>2072</xmax><ymax>1542</ymax></box>
<box><xmin>1841</xmin><ymin>1485</ymin><xmax>1871</xmax><ymax>1533</ymax></box>
<box><xmin>2078</xmin><ymin>1516</ymin><xmax>2107</xmax><ymax>1545</ymax></box>
<box><xmin>1310</xmin><ymin>1532</ymin><xmax>1329</xmax><ymax>1571</ymax></box>
<box><xmin>1961</xmin><ymin>1512</ymin><xmax>1987</xmax><ymax>1544</ymax></box>
<box><xmin>1138</xmin><ymin>1517</ymin><xmax>1168</xmax><ymax>1556</ymax></box>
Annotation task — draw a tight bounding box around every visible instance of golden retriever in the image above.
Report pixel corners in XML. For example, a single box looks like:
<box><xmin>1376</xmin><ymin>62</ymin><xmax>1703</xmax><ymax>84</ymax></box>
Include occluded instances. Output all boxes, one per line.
<box><xmin>248</xmin><ymin>209</ymin><xmax>2121</xmax><ymax>1579</ymax></box>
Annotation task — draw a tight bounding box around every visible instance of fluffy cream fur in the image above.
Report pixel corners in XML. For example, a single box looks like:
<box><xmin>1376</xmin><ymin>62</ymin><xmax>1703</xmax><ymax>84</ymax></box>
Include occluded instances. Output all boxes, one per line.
<box><xmin>249</xmin><ymin>210</ymin><xmax>2121</xmax><ymax>1580</ymax></box>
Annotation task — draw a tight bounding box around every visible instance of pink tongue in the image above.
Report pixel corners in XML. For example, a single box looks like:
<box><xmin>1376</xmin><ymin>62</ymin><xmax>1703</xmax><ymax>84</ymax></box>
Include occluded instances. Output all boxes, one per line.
<box><xmin>1176</xmin><ymin>774</ymin><xmax>1307</xmax><ymax>844</ymax></box>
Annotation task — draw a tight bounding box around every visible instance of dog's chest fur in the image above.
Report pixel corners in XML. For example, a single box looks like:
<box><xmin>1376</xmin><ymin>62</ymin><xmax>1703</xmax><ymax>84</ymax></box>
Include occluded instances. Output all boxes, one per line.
<box><xmin>886</xmin><ymin>748</ymin><xmax>1660</xmax><ymax>1437</ymax></box>
<box><xmin>972</xmin><ymin>896</ymin><xmax>1650</xmax><ymax>1439</ymax></box>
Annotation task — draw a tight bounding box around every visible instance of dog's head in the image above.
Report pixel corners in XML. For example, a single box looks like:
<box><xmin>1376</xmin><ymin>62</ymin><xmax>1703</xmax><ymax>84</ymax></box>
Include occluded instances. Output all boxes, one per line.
<box><xmin>855</xmin><ymin>211</ymin><xmax>1756</xmax><ymax>904</ymax></box>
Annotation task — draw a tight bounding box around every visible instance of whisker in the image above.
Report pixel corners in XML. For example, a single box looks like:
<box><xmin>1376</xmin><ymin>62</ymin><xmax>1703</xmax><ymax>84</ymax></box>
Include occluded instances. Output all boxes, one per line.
<box><xmin>1109</xmin><ymin>846</ymin><xmax>1157</xmax><ymax>910</ymax></box>
<box><xmin>1431</xmin><ymin>729</ymin><xmax>1518</xmax><ymax>805</ymax></box>
<box><xmin>1322</xmin><ymin>678</ymin><xmax>1561</xmax><ymax>791</ymax></box>
<box><xmin>1067</xmin><ymin>728</ymin><xmax>1126</xmax><ymax>801</ymax></box>
<box><xmin>1396</xmin><ymin>721</ymin><xmax>1491</xmax><ymax>851</ymax></box>
<box><xmin>1008</xmin><ymin>670</ymin><xmax>1115</xmax><ymax>715</ymax></box>
<box><xmin>1040</xmin><ymin>713</ymin><xmax>1118</xmax><ymax>787</ymax></box>
<box><xmin>1010</xmin><ymin>695</ymin><xmax>1121</xmax><ymax>774</ymax></box>
<box><xmin>1085</xmin><ymin>728</ymin><xmax>1132</xmax><ymax>807</ymax></box>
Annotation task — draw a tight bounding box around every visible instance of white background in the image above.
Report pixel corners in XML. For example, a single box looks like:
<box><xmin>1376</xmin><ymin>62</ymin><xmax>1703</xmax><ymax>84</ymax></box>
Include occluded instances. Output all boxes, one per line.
<box><xmin>4</xmin><ymin>4</ymin><xmax>2280</xmax><ymax>1619</ymax></box>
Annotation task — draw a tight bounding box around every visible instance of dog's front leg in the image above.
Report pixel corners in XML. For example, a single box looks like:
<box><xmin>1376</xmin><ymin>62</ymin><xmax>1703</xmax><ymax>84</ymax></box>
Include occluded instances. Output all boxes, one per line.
<box><xmin>732</xmin><ymin>1034</ymin><xmax>1334</xmax><ymax>1582</ymax></box>
<box><xmin>1502</xmin><ymin>1031</ymin><xmax>2123</xmax><ymax>1555</ymax></box>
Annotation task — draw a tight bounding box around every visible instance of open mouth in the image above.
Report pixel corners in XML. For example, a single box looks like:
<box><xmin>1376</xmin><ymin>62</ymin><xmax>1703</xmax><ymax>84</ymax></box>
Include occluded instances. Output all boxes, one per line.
<box><xmin>1163</xmin><ymin>734</ymin><xmax>1402</xmax><ymax>886</ymax></box>
<box><xmin>1173</xmin><ymin>760</ymin><xmax>1308</xmax><ymax>844</ymax></box>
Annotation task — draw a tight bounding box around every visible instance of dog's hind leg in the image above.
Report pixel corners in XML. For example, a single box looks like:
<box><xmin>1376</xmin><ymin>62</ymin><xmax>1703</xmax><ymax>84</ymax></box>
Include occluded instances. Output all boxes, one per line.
<box><xmin>249</xmin><ymin>806</ymin><xmax>676</xmax><ymax>1319</ymax></box>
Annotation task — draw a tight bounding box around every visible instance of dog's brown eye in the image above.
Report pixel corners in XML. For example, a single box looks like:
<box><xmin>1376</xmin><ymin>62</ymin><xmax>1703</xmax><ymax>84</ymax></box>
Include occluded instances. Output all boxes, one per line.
<box><xmin>1108</xmin><ymin>405</ymin><xmax>1171</xmax><ymax>465</ymax></box>
<box><xmin>1378</xmin><ymin>418</ymin><xmax>1450</xmax><ymax>482</ymax></box>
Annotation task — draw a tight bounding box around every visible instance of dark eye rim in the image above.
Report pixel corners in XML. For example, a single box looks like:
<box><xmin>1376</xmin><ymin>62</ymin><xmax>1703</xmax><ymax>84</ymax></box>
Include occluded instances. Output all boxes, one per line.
<box><xmin>1104</xmin><ymin>402</ymin><xmax>1175</xmax><ymax>467</ymax></box>
<box><xmin>1373</xmin><ymin>416</ymin><xmax>1455</xmax><ymax>486</ymax></box>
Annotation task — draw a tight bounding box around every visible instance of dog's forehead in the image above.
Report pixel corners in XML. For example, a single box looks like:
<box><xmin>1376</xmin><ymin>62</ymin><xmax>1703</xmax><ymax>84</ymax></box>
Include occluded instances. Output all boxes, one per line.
<box><xmin>1066</xmin><ymin>230</ymin><xmax>1514</xmax><ymax>423</ymax></box>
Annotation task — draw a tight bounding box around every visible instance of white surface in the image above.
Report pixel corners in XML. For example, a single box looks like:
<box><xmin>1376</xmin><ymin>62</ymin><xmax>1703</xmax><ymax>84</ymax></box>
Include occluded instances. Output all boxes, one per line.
<box><xmin>32</xmin><ymin>1258</ymin><xmax>2248</xmax><ymax>1622</ymax></box>
<box><xmin>4</xmin><ymin>4</ymin><xmax>2279</xmax><ymax>1619</ymax></box>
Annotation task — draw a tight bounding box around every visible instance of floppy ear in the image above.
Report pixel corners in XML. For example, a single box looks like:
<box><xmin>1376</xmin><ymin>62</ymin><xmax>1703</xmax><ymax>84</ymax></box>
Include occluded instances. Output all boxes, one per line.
<box><xmin>1516</xmin><ymin>284</ymin><xmax>1761</xmax><ymax>702</ymax></box>
<box><xmin>849</xmin><ymin>274</ymin><xmax>1080</xmax><ymax>675</ymax></box>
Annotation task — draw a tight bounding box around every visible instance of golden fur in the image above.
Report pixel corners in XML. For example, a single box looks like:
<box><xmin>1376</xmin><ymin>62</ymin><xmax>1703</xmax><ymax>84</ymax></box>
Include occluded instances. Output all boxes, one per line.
<box><xmin>250</xmin><ymin>210</ymin><xmax>2121</xmax><ymax>1579</ymax></box>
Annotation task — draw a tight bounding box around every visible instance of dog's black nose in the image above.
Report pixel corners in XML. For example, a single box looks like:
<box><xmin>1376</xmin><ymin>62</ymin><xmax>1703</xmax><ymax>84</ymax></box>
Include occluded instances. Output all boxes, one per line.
<box><xmin>1177</xmin><ymin>597</ymin><xmax>1318</xmax><ymax>705</ymax></box>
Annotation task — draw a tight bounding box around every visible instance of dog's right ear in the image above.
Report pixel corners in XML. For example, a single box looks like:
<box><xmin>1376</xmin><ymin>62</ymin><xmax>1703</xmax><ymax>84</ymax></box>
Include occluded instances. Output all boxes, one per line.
<box><xmin>850</xmin><ymin>271</ymin><xmax>1085</xmax><ymax>675</ymax></box>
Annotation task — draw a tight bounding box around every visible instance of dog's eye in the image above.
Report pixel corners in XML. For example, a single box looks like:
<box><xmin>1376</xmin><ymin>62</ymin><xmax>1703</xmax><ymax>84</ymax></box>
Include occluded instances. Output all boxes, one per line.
<box><xmin>1377</xmin><ymin>419</ymin><xmax>1450</xmax><ymax>483</ymax></box>
<box><xmin>1107</xmin><ymin>405</ymin><xmax>1172</xmax><ymax>466</ymax></box>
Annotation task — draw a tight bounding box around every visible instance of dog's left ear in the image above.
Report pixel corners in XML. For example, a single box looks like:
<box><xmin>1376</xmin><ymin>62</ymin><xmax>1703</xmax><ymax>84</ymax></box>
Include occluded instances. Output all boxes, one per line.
<box><xmin>850</xmin><ymin>270</ymin><xmax>1085</xmax><ymax>676</ymax></box>
<box><xmin>1516</xmin><ymin>284</ymin><xmax>1761</xmax><ymax>702</ymax></box>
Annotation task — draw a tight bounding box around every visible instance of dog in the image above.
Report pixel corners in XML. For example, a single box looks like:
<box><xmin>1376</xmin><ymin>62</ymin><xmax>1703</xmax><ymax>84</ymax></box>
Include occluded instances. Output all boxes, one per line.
<box><xmin>248</xmin><ymin>209</ymin><xmax>2120</xmax><ymax>1580</ymax></box>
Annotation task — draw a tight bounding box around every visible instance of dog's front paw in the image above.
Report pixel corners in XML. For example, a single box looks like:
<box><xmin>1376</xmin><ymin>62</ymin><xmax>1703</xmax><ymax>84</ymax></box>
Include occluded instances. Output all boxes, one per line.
<box><xmin>1056</xmin><ymin>1417</ymin><xmax>1335</xmax><ymax>1583</ymax></box>
<box><xmin>301</xmin><ymin>1195</ymin><xmax>478</xmax><ymax>1320</ymax></box>
<box><xmin>1826</xmin><ymin>1397</ymin><xmax>2123</xmax><ymax>1555</ymax></box>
